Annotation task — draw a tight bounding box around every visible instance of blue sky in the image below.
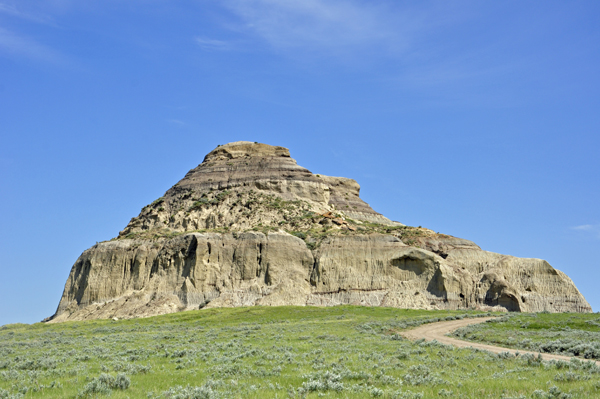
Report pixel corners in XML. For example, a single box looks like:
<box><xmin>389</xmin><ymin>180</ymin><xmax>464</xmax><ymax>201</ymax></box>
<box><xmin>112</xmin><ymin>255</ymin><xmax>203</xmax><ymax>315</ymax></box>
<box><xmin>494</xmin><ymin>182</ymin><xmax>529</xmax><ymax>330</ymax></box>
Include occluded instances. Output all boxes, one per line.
<box><xmin>1</xmin><ymin>1</ymin><xmax>599</xmax><ymax>325</ymax></box>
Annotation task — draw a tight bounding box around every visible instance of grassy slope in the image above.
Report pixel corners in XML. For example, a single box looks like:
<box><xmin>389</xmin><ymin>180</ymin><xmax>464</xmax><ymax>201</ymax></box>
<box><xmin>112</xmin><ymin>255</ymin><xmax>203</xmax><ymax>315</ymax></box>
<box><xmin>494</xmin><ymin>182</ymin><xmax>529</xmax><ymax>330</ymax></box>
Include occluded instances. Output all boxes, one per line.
<box><xmin>1</xmin><ymin>307</ymin><xmax>599</xmax><ymax>399</ymax></box>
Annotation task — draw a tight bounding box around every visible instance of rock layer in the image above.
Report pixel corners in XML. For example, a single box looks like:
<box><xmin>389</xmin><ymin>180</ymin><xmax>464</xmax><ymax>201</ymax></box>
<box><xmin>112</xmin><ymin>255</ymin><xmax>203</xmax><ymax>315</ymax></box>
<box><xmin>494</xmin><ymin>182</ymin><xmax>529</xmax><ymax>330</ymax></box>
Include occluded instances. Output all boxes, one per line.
<box><xmin>50</xmin><ymin>142</ymin><xmax>591</xmax><ymax>322</ymax></box>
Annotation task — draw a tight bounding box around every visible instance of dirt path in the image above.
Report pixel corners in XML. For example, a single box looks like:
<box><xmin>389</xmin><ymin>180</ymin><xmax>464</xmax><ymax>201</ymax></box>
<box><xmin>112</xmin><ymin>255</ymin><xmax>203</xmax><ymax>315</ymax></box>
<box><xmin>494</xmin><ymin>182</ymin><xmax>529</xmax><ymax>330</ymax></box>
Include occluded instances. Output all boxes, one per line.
<box><xmin>400</xmin><ymin>317</ymin><xmax>600</xmax><ymax>365</ymax></box>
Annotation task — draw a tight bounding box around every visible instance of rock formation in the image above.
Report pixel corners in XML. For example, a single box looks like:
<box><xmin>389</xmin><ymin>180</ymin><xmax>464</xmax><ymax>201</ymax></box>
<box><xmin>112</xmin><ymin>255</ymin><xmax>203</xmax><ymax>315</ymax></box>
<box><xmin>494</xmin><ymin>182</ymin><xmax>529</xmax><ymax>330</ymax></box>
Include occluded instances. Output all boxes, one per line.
<box><xmin>49</xmin><ymin>142</ymin><xmax>591</xmax><ymax>322</ymax></box>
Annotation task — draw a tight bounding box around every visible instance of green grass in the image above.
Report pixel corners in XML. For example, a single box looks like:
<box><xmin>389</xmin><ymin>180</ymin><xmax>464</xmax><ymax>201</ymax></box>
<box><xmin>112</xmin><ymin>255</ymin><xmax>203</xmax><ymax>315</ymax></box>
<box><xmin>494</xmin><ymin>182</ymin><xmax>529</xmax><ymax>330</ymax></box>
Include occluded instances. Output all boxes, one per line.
<box><xmin>453</xmin><ymin>312</ymin><xmax>600</xmax><ymax>360</ymax></box>
<box><xmin>1</xmin><ymin>307</ymin><xmax>600</xmax><ymax>398</ymax></box>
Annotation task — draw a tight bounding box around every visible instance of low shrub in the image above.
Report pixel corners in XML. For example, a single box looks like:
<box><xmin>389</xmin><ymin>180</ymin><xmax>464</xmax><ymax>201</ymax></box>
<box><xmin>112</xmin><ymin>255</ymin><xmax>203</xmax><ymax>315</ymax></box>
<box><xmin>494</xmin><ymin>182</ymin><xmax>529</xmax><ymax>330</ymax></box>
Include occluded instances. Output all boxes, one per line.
<box><xmin>76</xmin><ymin>373</ymin><xmax>130</xmax><ymax>398</ymax></box>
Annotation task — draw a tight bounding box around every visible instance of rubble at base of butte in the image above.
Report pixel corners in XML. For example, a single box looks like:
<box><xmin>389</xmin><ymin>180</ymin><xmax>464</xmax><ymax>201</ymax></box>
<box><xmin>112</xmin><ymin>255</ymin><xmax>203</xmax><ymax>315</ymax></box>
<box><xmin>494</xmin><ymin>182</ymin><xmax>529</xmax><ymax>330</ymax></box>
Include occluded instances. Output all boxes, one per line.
<box><xmin>48</xmin><ymin>141</ymin><xmax>591</xmax><ymax>322</ymax></box>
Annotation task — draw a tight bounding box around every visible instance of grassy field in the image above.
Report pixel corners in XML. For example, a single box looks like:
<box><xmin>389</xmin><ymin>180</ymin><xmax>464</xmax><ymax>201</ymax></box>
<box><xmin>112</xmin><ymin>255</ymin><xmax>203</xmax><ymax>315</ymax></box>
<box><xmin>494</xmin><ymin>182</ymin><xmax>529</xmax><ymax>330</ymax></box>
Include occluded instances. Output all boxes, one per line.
<box><xmin>1</xmin><ymin>307</ymin><xmax>600</xmax><ymax>399</ymax></box>
<box><xmin>453</xmin><ymin>312</ymin><xmax>600</xmax><ymax>361</ymax></box>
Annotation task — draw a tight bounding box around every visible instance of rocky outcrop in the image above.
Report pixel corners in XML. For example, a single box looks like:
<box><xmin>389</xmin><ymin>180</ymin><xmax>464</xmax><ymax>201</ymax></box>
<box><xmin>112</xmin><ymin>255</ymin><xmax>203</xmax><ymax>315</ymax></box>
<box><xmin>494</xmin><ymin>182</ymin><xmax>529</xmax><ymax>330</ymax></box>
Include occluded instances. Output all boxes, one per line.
<box><xmin>50</xmin><ymin>142</ymin><xmax>591</xmax><ymax>322</ymax></box>
<box><xmin>118</xmin><ymin>141</ymin><xmax>397</xmax><ymax>238</ymax></box>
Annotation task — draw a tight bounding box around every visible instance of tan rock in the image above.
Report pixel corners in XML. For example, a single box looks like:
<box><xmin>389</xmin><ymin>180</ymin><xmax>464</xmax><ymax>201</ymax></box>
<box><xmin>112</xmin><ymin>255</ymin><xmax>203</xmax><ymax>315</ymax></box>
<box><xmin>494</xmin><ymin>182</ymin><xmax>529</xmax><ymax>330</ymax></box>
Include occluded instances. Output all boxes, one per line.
<box><xmin>48</xmin><ymin>142</ymin><xmax>591</xmax><ymax>322</ymax></box>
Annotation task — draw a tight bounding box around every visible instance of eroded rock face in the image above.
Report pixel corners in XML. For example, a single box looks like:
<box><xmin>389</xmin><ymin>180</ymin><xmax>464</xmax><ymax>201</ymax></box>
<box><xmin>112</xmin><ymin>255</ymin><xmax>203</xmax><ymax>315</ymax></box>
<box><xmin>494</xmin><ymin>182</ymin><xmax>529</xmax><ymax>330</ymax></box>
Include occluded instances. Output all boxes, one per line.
<box><xmin>118</xmin><ymin>141</ymin><xmax>397</xmax><ymax>238</ymax></box>
<box><xmin>50</xmin><ymin>142</ymin><xmax>591</xmax><ymax>322</ymax></box>
<box><xmin>53</xmin><ymin>232</ymin><xmax>315</xmax><ymax>322</ymax></box>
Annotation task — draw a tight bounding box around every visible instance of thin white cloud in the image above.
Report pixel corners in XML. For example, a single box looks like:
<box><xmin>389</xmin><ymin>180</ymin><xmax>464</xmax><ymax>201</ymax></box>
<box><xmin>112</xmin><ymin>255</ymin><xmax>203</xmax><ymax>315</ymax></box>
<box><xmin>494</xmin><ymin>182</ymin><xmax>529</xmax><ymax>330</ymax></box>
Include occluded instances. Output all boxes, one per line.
<box><xmin>195</xmin><ymin>37</ymin><xmax>231</xmax><ymax>51</ymax></box>
<box><xmin>0</xmin><ymin>2</ymin><xmax>21</xmax><ymax>16</ymax></box>
<box><xmin>572</xmin><ymin>224</ymin><xmax>600</xmax><ymax>239</ymax></box>
<box><xmin>222</xmin><ymin>0</ymin><xmax>413</xmax><ymax>54</ymax></box>
<box><xmin>218</xmin><ymin>0</ymin><xmax>517</xmax><ymax>101</ymax></box>
<box><xmin>573</xmin><ymin>225</ymin><xmax>594</xmax><ymax>231</ymax></box>
<box><xmin>0</xmin><ymin>2</ymin><xmax>56</xmax><ymax>25</ymax></box>
<box><xmin>0</xmin><ymin>27</ymin><xmax>66</xmax><ymax>65</ymax></box>
<box><xmin>0</xmin><ymin>1</ymin><xmax>67</xmax><ymax>64</ymax></box>
<box><xmin>167</xmin><ymin>119</ymin><xmax>187</xmax><ymax>127</ymax></box>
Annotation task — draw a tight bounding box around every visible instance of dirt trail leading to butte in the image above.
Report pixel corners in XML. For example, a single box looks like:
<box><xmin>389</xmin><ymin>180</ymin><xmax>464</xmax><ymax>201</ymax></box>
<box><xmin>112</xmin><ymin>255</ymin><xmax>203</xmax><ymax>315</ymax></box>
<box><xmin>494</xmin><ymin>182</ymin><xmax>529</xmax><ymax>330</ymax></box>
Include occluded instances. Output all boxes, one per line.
<box><xmin>400</xmin><ymin>317</ymin><xmax>600</xmax><ymax>365</ymax></box>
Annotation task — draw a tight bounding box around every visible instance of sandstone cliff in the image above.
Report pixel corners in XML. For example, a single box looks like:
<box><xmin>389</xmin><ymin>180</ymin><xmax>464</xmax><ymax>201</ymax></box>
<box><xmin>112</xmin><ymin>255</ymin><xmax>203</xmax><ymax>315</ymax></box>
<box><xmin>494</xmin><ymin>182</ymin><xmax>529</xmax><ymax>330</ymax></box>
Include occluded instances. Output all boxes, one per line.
<box><xmin>50</xmin><ymin>142</ymin><xmax>591</xmax><ymax>322</ymax></box>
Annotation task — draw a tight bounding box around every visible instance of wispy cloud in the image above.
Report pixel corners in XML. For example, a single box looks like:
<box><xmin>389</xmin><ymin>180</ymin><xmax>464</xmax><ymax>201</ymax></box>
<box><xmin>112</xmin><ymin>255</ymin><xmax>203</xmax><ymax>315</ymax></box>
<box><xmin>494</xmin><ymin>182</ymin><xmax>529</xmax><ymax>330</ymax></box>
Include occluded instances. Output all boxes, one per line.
<box><xmin>217</xmin><ymin>0</ymin><xmax>521</xmax><ymax>103</ymax></box>
<box><xmin>0</xmin><ymin>27</ymin><xmax>66</xmax><ymax>65</ymax></box>
<box><xmin>195</xmin><ymin>37</ymin><xmax>231</xmax><ymax>51</ymax></box>
<box><xmin>0</xmin><ymin>2</ymin><xmax>23</xmax><ymax>16</ymax></box>
<box><xmin>0</xmin><ymin>1</ymin><xmax>67</xmax><ymax>65</ymax></box>
<box><xmin>167</xmin><ymin>119</ymin><xmax>187</xmax><ymax>127</ymax></box>
<box><xmin>0</xmin><ymin>2</ymin><xmax>55</xmax><ymax>25</ymax></box>
<box><xmin>222</xmin><ymin>0</ymin><xmax>409</xmax><ymax>54</ymax></box>
<box><xmin>572</xmin><ymin>224</ymin><xmax>600</xmax><ymax>239</ymax></box>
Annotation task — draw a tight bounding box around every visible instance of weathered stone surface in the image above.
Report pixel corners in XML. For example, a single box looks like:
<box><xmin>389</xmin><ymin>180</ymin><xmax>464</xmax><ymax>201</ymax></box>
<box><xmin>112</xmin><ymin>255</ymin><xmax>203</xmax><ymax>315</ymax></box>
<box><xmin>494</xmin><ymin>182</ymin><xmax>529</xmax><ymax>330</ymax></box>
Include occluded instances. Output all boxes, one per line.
<box><xmin>49</xmin><ymin>142</ymin><xmax>591</xmax><ymax>322</ymax></box>
<box><xmin>118</xmin><ymin>141</ymin><xmax>398</xmax><ymax>239</ymax></box>
<box><xmin>52</xmin><ymin>232</ymin><xmax>314</xmax><ymax>322</ymax></box>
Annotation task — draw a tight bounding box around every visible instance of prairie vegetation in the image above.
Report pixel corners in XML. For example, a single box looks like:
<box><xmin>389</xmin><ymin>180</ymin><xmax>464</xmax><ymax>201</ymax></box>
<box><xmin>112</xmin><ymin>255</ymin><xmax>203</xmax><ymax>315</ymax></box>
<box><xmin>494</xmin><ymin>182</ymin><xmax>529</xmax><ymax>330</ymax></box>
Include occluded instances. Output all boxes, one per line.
<box><xmin>1</xmin><ymin>307</ymin><xmax>599</xmax><ymax>398</ymax></box>
<box><xmin>118</xmin><ymin>188</ymin><xmax>434</xmax><ymax>249</ymax></box>
<box><xmin>453</xmin><ymin>312</ymin><xmax>600</xmax><ymax>360</ymax></box>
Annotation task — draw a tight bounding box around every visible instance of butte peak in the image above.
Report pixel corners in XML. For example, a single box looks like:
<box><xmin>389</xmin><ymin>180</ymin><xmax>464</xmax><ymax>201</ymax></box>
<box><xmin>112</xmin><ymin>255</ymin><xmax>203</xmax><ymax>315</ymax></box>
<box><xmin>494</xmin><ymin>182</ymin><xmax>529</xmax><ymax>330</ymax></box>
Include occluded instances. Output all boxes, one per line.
<box><xmin>203</xmin><ymin>141</ymin><xmax>291</xmax><ymax>162</ymax></box>
<box><xmin>49</xmin><ymin>141</ymin><xmax>591</xmax><ymax>323</ymax></box>
<box><xmin>117</xmin><ymin>140</ymin><xmax>398</xmax><ymax>240</ymax></box>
